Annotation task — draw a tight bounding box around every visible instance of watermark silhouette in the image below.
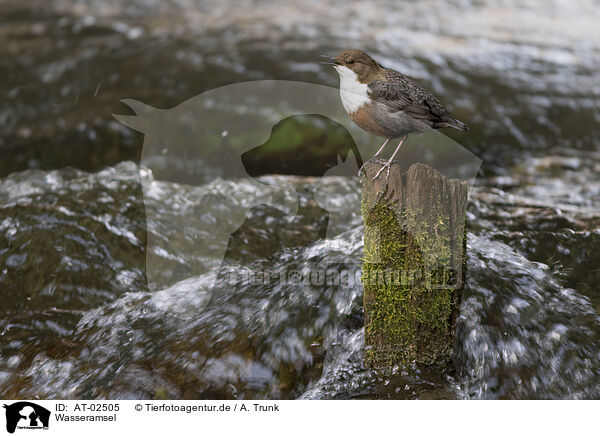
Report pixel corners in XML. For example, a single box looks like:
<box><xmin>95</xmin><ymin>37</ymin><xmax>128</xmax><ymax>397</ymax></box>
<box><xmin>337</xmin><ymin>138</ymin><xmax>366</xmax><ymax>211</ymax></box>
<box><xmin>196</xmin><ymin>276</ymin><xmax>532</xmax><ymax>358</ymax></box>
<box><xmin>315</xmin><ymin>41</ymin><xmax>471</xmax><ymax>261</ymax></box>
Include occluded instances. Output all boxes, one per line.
<box><xmin>114</xmin><ymin>80</ymin><xmax>481</xmax><ymax>319</ymax></box>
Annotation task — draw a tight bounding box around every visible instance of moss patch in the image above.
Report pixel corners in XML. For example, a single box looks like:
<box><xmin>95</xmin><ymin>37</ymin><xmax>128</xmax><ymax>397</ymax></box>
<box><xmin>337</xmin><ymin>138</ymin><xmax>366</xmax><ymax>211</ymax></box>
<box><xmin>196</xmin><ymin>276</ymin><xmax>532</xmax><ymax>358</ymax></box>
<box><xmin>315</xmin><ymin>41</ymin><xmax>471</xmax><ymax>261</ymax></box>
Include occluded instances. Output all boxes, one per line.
<box><xmin>361</xmin><ymin>163</ymin><xmax>465</xmax><ymax>368</ymax></box>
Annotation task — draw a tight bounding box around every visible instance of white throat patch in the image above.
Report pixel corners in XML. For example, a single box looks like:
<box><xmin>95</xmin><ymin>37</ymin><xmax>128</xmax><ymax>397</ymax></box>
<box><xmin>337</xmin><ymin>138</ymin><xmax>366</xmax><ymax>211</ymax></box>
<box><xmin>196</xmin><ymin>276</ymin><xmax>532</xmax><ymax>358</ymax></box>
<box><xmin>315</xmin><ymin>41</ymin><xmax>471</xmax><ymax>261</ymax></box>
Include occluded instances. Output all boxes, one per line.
<box><xmin>334</xmin><ymin>66</ymin><xmax>371</xmax><ymax>114</ymax></box>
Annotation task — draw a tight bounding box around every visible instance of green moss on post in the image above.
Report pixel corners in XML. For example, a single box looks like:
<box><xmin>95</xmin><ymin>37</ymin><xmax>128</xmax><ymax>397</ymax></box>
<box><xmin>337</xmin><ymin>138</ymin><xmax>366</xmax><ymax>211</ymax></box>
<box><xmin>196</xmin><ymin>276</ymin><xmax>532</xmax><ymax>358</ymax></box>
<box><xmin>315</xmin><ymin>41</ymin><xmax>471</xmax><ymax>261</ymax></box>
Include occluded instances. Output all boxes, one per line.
<box><xmin>361</xmin><ymin>162</ymin><xmax>467</xmax><ymax>368</ymax></box>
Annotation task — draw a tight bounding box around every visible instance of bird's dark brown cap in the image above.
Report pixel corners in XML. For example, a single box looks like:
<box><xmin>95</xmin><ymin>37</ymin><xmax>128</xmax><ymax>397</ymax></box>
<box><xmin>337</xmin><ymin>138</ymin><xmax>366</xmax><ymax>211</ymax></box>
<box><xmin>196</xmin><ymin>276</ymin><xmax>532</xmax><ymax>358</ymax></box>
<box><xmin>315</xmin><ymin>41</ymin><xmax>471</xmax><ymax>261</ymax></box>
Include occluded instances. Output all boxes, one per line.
<box><xmin>330</xmin><ymin>49</ymin><xmax>383</xmax><ymax>83</ymax></box>
<box><xmin>320</xmin><ymin>50</ymin><xmax>380</xmax><ymax>68</ymax></box>
<box><xmin>333</xmin><ymin>49</ymin><xmax>379</xmax><ymax>67</ymax></box>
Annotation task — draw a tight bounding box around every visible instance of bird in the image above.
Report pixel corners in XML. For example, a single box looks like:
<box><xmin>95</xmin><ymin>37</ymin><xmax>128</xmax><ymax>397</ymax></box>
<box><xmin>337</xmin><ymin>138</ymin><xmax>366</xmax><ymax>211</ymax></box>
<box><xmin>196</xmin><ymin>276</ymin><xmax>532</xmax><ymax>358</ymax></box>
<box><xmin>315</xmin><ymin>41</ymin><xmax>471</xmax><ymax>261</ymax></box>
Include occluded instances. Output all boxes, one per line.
<box><xmin>322</xmin><ymin>49</ymin><xmax>469</xmax><ymax>181</ymax></box>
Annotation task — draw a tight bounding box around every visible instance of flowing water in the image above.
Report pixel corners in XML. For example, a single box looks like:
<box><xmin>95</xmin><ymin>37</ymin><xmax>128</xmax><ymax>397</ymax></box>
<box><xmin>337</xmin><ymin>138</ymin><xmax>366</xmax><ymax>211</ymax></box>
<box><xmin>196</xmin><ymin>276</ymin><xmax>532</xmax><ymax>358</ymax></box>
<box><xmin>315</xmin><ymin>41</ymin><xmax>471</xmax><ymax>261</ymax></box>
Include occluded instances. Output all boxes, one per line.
<box><xmin>1</xmin><ymin>0</ymin><xmax>600</xmax><ymax>399</ymax></box>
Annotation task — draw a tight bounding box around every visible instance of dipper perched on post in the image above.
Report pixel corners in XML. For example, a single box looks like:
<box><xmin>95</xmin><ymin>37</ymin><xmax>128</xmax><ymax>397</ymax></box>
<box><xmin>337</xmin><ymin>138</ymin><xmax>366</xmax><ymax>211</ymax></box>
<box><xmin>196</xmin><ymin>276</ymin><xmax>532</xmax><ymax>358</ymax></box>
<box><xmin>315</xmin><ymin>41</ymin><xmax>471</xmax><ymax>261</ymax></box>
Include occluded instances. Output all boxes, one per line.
<box><xmin>322</xmin><ymin>49</ymin><xmax>469</xmax><ymax>180</ymax></box>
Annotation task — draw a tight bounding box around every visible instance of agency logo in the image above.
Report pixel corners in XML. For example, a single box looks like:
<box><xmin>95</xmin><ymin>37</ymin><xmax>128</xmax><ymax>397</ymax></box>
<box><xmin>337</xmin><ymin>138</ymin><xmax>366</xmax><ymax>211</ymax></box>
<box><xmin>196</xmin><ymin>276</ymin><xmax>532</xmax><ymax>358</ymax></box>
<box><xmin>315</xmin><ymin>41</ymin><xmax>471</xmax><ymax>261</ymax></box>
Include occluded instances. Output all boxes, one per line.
<box><xmin>3</xmin><ymin>402</ymin><xmax>50</xmax><ymax>434</ymax></box>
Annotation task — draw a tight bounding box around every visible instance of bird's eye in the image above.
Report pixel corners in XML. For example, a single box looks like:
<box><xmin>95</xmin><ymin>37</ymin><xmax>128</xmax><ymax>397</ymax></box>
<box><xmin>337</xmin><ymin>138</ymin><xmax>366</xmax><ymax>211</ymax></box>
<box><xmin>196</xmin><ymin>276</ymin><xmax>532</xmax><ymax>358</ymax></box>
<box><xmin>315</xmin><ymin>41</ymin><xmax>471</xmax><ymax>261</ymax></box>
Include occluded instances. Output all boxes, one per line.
<box><xmin>347</xmin><ymin>60</ymin><xmax>355</xmax><ymax>64</ymax></box>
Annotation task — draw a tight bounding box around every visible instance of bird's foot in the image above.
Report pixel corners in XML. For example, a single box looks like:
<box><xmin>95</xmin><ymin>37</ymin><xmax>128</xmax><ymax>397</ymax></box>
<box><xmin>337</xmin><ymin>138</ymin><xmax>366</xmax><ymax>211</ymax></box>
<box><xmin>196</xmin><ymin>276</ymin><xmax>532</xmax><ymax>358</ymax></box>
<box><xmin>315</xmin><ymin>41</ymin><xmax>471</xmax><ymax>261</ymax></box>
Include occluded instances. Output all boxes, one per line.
<box><xmin>358</xmin><ymin>157</ymin><xmax>386</xmax><ymax>177</ymax></box>
<box><xmin>371</xmin><ymin>159</ymin><xmax>393</xmax><ymax>182</ymax></box>
<box><xmin>357</xmin><ymin>161</ymin><xmax>367</xmax><ymax>177</ymax></box>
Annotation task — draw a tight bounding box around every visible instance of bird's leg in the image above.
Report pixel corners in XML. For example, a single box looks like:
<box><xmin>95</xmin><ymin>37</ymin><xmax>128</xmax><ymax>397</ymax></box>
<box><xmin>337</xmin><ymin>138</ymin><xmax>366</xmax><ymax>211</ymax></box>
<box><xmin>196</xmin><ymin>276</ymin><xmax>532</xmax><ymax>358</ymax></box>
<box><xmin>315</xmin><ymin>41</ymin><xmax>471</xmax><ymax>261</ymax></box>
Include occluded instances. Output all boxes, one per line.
<box><xmin>371</xmin><ymin>135</ymin><xmax>407</xmax><ymax>182</ymax></box>
<box><xmin>357</xmin><ymin>138</ymin><xmax>390</xmax><ymax>176</ymax></box>
<box><xmin>372</xmin><ymin>137</ymin><xmax>391</xmax><ymax>159</ymax></box>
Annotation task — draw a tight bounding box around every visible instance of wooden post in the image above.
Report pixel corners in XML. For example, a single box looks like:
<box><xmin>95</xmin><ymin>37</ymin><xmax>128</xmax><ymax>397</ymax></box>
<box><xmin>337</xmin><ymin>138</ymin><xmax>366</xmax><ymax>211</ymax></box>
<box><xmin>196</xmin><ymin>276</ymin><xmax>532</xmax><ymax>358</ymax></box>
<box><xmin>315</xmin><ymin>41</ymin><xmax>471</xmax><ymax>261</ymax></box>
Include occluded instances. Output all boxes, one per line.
<box><xmin>361</xmin><ymin>161</ymin><xmax>467</xmax><ymax>368</ymax></box>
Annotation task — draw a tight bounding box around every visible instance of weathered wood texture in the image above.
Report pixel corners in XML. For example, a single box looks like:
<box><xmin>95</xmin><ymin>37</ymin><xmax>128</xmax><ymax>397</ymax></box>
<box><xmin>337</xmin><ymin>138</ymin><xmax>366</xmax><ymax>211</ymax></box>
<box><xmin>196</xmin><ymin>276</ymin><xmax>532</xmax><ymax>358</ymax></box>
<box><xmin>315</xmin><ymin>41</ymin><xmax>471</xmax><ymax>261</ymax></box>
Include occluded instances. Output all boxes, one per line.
<box><xmin>361</xmin><ymin>161</ymin><xmax>468</xmax><ymax>368</ymax></box>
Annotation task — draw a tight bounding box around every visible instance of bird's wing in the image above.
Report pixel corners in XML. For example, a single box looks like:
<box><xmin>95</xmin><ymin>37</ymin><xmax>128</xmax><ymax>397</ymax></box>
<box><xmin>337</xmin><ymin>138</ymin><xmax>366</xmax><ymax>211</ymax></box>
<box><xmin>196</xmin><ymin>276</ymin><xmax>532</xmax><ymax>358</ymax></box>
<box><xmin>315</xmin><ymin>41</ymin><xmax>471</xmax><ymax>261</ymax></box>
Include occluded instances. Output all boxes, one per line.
<box><xmin>367</xmin><ymin>72</ymin><xmax>447</xmax><ymax>123</ymax></box>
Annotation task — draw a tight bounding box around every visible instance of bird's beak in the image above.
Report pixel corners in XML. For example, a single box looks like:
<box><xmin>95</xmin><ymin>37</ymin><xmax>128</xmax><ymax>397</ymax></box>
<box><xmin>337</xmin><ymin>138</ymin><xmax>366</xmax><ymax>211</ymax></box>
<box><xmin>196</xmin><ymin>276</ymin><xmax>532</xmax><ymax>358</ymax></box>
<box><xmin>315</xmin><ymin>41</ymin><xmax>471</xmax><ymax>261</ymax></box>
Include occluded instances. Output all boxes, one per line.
<box><xmin>319</xmin><ymin>55</ymin><xmax>338</xmax><ymax>66</ymax></box>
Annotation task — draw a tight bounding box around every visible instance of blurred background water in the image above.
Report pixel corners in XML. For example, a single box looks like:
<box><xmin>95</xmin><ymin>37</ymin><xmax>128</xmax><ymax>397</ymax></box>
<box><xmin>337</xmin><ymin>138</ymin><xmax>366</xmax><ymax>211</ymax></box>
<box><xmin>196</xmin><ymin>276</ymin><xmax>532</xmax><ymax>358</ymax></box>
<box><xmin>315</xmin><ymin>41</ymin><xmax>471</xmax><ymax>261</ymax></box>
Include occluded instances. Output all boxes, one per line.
<box><xmin>1</xmin><ymin>0</ymin><xmax>599</xmax><ymax>399</ymax></box>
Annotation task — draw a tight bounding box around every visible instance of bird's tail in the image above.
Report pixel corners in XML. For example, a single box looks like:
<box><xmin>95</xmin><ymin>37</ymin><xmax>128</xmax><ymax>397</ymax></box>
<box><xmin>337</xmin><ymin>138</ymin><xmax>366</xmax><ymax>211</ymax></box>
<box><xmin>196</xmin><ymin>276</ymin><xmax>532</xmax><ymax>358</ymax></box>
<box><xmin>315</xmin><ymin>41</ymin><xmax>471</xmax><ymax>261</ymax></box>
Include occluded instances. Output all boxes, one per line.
<box><xmin>443</xmin><ymin>115</ymin><xmax>470</xmax><ymax>132</ymax></box>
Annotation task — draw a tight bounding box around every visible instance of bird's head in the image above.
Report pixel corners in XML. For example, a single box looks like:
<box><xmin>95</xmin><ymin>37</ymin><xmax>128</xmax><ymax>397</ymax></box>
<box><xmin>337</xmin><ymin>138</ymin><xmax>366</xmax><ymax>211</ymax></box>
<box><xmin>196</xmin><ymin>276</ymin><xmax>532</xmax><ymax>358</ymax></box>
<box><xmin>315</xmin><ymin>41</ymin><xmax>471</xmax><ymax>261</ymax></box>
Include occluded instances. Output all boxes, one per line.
<box><xmin>322</xmin><ymin>49</ymin><xmax>381</xmax><ymax>84</ymax></box>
